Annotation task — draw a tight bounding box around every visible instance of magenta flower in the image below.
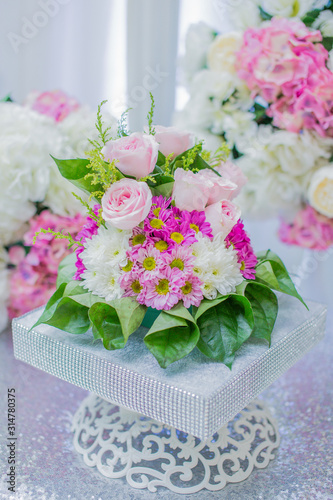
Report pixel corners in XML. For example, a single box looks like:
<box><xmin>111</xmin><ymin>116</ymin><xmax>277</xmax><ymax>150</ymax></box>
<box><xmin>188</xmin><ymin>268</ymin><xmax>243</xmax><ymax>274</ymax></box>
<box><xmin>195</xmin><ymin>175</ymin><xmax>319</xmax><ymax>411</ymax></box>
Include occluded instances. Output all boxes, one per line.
<box><xmin>149</xmin><ymin>195</ymin><xmax>172</xmax><ymax>218</ymax></box>
<box><xmin>179</xmin><ymin>273</ymin><xmax>204</xmax><ymax>308</ymax></box>
<box><xmin>144</xmin><ymin>208</ymin><xmax>176</xmax><ymax>238</ymax></box>
<box><xmin>167</xmin><ymin>221</ymin><xmax>197</xmax><ymax>248</ymax></box>
<box><xmin>225</xmin><ymin>219</ymin><xmax>251</xmax><ymax>251</ymax></box>
<box><xmin>139</xmin><ymin>267</ymin><xmax>184</xmax><ymax>310</ymax></box>
<box><xmin>181</xmin><ymin>210</ymin><xmax>213</xmax><ymax>239</ymax></box>
<box><xmin>74</xmin><ymin>205</ymin><xmax>100</xmax><ymax>280</ymax></box>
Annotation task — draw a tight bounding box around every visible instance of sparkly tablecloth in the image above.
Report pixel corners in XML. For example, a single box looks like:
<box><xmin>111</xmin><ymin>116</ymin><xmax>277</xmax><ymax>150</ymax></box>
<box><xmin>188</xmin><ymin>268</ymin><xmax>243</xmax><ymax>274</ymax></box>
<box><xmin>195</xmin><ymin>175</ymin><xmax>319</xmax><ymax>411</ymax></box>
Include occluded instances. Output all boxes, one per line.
<box><xmin>0</xmin><ymin>310</ymin><xmax>332</xmax><ymax>500</ymax></box>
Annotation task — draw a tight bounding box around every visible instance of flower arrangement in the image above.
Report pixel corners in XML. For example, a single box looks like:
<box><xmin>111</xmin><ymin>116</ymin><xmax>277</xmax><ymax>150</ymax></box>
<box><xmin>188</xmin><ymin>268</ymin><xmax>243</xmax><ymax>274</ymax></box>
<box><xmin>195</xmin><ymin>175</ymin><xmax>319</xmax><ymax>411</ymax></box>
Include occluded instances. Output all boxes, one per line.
<box><xmin>0</xmin><ymin>90</ymin><xmax>117</xmax><ymax>332</ymax></box>
<box><xmin>176</xmin><ymin>3</ymin><xmax>333</xmax><ymax>250</ymax></box>
<box><xmin>32</xmin><ymin>98</ymin><xmax>305</xmax><ymax>369</ymax></box>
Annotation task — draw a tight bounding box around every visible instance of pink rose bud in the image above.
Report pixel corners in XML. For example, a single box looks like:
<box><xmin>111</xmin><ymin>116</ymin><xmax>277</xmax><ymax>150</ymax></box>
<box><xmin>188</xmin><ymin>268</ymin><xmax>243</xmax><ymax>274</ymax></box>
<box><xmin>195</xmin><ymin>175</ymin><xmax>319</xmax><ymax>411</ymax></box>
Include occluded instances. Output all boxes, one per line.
<box><xmin>102</xmin><ymin>179</ymin><xmax>152</xmax><ymax>230</ymax></box>
<box><xmin>102</xmin><ymin>132</ymin><xmax>159</xmax><ymax>179</ymax></box>
<box><xmin>153</xmin><ymin>125</ymin><xmax>195</xmax><ymax>159</ymax></box>
<box><xmin>214</xmin><ymin>160</ymin><xmax>247</xmax><ymax>199</ymax></box>
<box><xmin>172</xmin><ymin>168</ymin><xmax>212</xmax><ymax>212</ymax></box>
<box><xmin>205</xmin><ymin>200</ymin><xmax>241</xmax><ymax>238</ymax></box>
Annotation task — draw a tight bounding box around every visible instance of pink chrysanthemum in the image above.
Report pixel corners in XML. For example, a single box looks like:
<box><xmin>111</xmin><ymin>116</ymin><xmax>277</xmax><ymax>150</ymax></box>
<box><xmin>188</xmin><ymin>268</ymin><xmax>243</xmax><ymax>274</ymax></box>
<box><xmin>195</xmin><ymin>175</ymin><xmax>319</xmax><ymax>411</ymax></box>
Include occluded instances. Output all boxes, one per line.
<box><xmin>74</xmin><ymin>205</ymin><xmax>100</xmax><ymax>280</ymax></box>
<box><xmin>179</xmin><ymin>273</ymin><xmax>204</xmax><ymax>308</ymax></box>
<box><xmin>136</xmin><ymin>244</ymin><xmax>165</xmax><ymax>281</ymax></box>
<box><xmin>181</xmin><ymin>210</ymin><xmax>213</xmax><ymax>239</ymax></box>
<box><xmin>139</xmin><ymin>267</ymin><xmax>184</xmax><ymax>310</ymax></box>
<box><xmin>164</xmin><ymin>245</ymin><xmax>196</xmax><ymax>274</ymax></box>
<box><xmin>119</xmin><ymin>270</ymin><xmax>143</xmax><ymax>298</ymax></box>
<box><xmin>237</xmin><ymin>245</ymin><xmax>257</xmax><ymax>280</ymax></box>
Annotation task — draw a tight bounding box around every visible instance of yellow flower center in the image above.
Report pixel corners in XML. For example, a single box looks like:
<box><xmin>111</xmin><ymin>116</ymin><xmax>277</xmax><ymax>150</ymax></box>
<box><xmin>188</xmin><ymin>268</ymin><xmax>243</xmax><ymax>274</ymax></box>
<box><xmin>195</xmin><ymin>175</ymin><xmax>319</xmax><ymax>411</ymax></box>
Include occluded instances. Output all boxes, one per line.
<box><xmin>190</xmin><ymin>223</ymin><xmax>199</xmax><ymax>233</ymax></box>
<box><xmin>240</xmin><ymin>261</ymin><xmax>245</xmax><ymax>271</ymax></box>
<box><xmin>155</xmin><ymin>240</ymin><xmax>169</xmax><ymax>252</ymax></box>
<box><xmin>153</xmin><ymin>207</ymin><xmax>161</xmax><ymax>217</ymax></box>
<box><xmin>155</xmin><ymin>279</ymin><xmax>169</xmax><ymax>295</ymax></box>
<box><xmin>122</xmin><ymin>260</ymin><xmax>133</xmax><ymax>272</ymax></box>
<box><xmin>143</xmin><ymin>257</ymin><xmax>156</xmax><ymax>271</ymax></box>
<box><xmin>170</xmin><ymin>258</ymin><xmax>184</xmax><ymax>271</ymax></box>
<box><xmin>150</xmin><ymin>218</ymin><xmax>164</xmax><ymax>230</ymax></box>
<box><xmin>170</xmin><ymin>232</ymin><xmax>184</xmax><ymax>244</ymax></box>
<box><xmin>181</xmin><ymin>281</ymin><xmax>192</xmax><ymax>295</ymax></box>
<box><xmin>131</xmin><ymin>280</ymin><xmax>142</xmax><ymax>294</ymax></box>
<box><xmin>132</xmin><ymin>234</ymin><xmax>146</xmax><ymax>246</ymax></box>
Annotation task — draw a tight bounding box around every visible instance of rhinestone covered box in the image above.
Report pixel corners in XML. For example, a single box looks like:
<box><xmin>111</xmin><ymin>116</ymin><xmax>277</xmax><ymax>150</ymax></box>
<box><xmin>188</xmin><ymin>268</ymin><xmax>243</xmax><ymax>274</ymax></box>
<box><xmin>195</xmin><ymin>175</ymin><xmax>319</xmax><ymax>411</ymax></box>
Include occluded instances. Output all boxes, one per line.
<box><xmin>12</xmin><ymin>296</ymin><xmax>326</xmax><ymax>439</ymax></box>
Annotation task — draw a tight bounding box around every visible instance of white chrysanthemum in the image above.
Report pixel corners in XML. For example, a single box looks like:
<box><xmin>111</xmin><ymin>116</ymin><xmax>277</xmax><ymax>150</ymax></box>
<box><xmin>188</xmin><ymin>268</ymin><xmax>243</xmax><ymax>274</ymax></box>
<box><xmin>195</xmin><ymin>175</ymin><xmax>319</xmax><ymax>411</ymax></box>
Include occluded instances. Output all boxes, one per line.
<box><xmin>80</xmin><ymin>225</ymin><xmax>131</xmax><ymax>301</ymax></box>
<box><xmin>191</xmin><ymin>233</ymin><xmax>242</xmax><ymax>299</ymax></box>
<box><xmin>236</xmin><ymin>125</ymin><xmax>333</xmax><ymax>217</ymax></box>
<box><xmin>313</xmin><ymin>10</ymin><xmax>333</xmax><ymax>36</ymax></box>
<box><xmin>181</xmin><ymin>22</ymin><xmax>216</xmax><ymax>84</ymax></box>
<box><xmin>0</xmin><ymin>248</ymin><xmax>9</xmax><ymax>332</ymax></box>
<box><xmin>0</xmin><ymin>103</ymin><xmax>69</xmax><ymax>245</ymax></box>
<box><xmin>261</xmin><ymin>0</ymin><xmax>314</xmax><ymax>17</ymax></box>
<box><xmin>227</xmin><ymin>0</ymin><xmax>261</xmax><ymax>30</ymax></box>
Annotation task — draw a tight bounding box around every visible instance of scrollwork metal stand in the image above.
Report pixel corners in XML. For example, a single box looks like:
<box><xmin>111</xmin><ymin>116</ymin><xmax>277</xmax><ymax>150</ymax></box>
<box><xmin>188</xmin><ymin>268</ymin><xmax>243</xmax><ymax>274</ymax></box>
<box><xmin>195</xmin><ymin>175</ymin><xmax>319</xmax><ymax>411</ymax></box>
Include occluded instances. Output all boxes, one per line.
<box><xmin>72</xmin><ymin>394</ymin><xmax>280</xmax><ymax>494</ymax></box>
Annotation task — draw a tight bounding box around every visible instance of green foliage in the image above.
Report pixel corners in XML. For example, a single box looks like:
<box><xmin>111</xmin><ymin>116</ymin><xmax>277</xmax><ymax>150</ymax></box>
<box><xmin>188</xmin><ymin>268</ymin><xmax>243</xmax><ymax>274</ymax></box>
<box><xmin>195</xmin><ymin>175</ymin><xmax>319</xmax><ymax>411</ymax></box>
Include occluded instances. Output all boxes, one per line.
<box><xmin>258</xmin><ymin>6</ymin><xmax>273</xmax><ymax>20</ymax></box>
<box><xmin>33</xmin><ymin>228</ymin><xmax>83</xmax><ymax>250</ymax></box>
<box><xmin>89</xmin><ymin>100</ymin><xmax>113</xmax><ymax>148</ymax></box>
<box><xmin>302</xmin><ymin>8</ymin><xmax>321</xmax><ymax>26</ymax></box>
<box><xmin>196</xmin><ymin>295</ymin><xmax>254</xmax><ymax>368</ymax></box>
<box><xmin>1</xmin><ymin>94</ymin><xmax>12</xmax><ymax>102</ymax></box>
<box><xmin>322</xmin><ymin>36</ymin><xmax>333</xmax><ymax>51</ymax></box>
<box><xmin>71</xmin><ymin>192</ymin><xmax>104</xmax><ymax>226</ymax></box>
<box><xmin>84</xmin><ymin>148</ymin><xmax>122</xmax><ymax>198</ymax></box>
<box><xmin>255</xmin><ymin>250</ymin><xmax>307</xmax><ymax>308</ymax></box>
<box><xmin>56</xmin><ymin>252</ymin><xmax>77</xmax><ymax>287</ymax></box>
<box><xmin>201</xmin><ymin>143</ymin><xmax>230</xmax><ymax>168</ymax></box>
<box><xmin>146</xmin><ymin>92</ymin><xmax>156</xmax><ymax>135</ymax></box>
<box><xmin>144</xmin><ymin>304</ymin><xmax>200</xmax><ymax>368</ymax></box>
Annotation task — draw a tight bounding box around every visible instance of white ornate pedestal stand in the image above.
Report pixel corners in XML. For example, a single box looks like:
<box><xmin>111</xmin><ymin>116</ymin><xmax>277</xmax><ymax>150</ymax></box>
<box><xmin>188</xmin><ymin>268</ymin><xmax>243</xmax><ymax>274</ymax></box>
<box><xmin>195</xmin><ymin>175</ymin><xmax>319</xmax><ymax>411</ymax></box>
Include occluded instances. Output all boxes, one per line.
<box><xmin>72</xmin><ymin>394</ymin><xmax>280</xmax><ymax>494</ymax></box>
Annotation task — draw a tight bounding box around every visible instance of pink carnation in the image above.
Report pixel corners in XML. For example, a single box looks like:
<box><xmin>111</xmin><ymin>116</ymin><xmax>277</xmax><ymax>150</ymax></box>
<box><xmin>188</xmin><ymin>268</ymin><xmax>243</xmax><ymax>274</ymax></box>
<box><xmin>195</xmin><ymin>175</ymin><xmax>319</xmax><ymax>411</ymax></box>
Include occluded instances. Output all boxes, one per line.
<box><xmin>279</xmin><ymin>205</ymin><xmax>333</xmax><ymax>250</ymax></box>
<box><xmin>8</xmin><ymin>210</ymin><xmax>85</xmax><ymax>319</ymax></box>
<box><xmin>26</xmin><ymin>90</ymin><xmax>80</xmax><ymax>122</ymax></box>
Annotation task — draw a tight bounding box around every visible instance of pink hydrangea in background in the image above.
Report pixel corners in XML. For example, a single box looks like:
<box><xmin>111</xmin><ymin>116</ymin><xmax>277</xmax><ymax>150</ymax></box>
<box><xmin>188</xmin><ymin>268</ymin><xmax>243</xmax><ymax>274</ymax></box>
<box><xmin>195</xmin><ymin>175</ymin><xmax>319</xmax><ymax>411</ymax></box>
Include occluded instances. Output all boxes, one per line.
<box><xmin>279</xmin><ymin>205</ymin><xmax>333</xmax><ymax>250</ymax></box>
<box><xmin>237</xmin><ymin>17</ymin><xmax>333</xmax><ymax>137</ymax></box>
<box><xmin>26</xmin><ymin>89</ymin><xmax>80</xmax><ymax>122</ymax></box>
<box><xmin>8</xmin><ymin>210</ymin><xmax>85</xmax><ymax>319</ymax></box>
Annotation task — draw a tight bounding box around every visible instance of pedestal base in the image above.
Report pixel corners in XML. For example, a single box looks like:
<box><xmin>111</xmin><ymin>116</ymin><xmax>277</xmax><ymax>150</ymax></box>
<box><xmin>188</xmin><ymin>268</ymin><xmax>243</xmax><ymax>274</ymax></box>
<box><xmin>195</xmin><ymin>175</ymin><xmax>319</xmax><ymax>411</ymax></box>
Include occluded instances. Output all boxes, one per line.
<box><xmin>72</xmin><ymin>394</ymin><xmax>280</xmax><ymax>494</ymax></box>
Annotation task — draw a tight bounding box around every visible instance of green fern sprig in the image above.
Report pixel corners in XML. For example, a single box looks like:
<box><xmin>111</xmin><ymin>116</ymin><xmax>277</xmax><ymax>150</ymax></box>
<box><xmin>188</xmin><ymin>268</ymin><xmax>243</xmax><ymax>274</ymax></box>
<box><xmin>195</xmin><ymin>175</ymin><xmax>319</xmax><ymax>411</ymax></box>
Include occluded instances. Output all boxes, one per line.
<box><xmin>146</xmin><ymin>93</ymin><xmax>156</xmax><ymax>135</ymax></box>
<box><xmin>180</xmin><ymin>142</ymin><xmax>203</xmax><ymax>172</ymax></box>
<box><xmin>71</xmin><ymin>193</ymin><xmax>105</xmax><ymax>226</ymax></box>
<box><xmin>95</xmin><ymin>100</ymin><xmax>112</xmax><ymax>146</ymax></box>
<box><xmin>117</xmin><ymin>108</ymin><xmax>131</xmax><ymax>138</ymax></box>
<box><xmin>84</xmin><ymin>148</ymin><xmax>121</xmax><ymax>195</ymax></box>
<box><xmin>33</xmin><ymin>228</ymin><xmax>83</xmax><ymax>250</ymax></box>
<box><xmin>202</xmin><ymin>144</ymin><xmax>230</xmax><ymax>168</ymax></box>
<box><xmin>163</xmin><ymin>153</ymin><xmax>175</xmax><ymax>177</ymax></box>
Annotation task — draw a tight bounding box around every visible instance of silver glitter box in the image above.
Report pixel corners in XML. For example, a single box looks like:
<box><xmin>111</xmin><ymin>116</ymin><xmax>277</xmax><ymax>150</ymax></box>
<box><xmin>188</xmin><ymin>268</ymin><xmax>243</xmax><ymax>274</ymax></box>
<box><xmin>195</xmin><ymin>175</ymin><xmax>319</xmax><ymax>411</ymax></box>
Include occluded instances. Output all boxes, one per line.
<box><xmin>12</xmin><ymin>296</ymin><xmax>326</xmax><ymax>439</ymax></box>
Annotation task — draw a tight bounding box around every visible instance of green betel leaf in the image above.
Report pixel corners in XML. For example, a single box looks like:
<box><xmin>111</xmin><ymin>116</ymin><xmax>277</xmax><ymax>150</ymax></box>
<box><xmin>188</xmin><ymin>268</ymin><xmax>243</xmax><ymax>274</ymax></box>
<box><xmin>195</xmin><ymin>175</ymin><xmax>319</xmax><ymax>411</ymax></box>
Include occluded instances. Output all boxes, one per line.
<box><xmin>144</xmin><ymin>304</ymin><xmax>200</xmax><ymax>368</ymax></box>
<box><xmin>34</xmin><ymin>295</ymin><xmax>90</xmax><ymax>334</ymax></box>
<box><xmin>255</xmin><ymin>250</ymin><xmax>307</xmax><ymax>308</ymax></box>
<box><xmin>32</xmin><ymin>283</ymin><xmax>67</xmax><ymax>330</ymax></box>
<box><xmin>196</xmin><ymin>295</ymin><xmax>254</xmax><ymax>368</ymax></box>
<box><xmin>56</xmin><ymin>252</ymin><xmax>77</xmax><ymax>287</ymax></box>
<box><xmin>111</xmin><ymin>298</ymin><xmax>147</xmax><ymax>342</ymax></box>
<box><xmin>63</xmin><ymin>281</ymin><xmax>106</xmax><ymax>308</ymax></box>
<box><xmin>89</xmin><ymin>303</ymin><xmax>125</xmax><ymax>349</ymax></box>
<box><xmin>194</xmin><ymin>295</ymin><xmax>228</xmax><ymax>321</ymax></box>
<box><xmin>242</xmin><ymin>282</ymin><xmax>278</xmax><ymax>345</ymax></box>
<box><xmin>51</xmin><ymin>156</ymin><xmax>104</xmax><ymax>199</ymax></box>
<box><xmin>156</xmin><ymin>151</ymin><xmax>166</xmax><ymax>167</ymax></box>
<box><xmin>151</xmin><ymin>181</ymin><xmax>174</xmax><ymax>198</ymax></box>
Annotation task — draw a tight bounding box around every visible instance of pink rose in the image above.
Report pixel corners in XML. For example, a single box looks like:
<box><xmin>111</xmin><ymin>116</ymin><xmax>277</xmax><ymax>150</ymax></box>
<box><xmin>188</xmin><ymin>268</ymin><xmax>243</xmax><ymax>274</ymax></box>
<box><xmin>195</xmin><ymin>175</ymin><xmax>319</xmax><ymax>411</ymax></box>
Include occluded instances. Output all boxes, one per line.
<box><xmin>172</xmin><ymin>168</ymin><xmax>212</xmax><ymax>212</ymax></box>
<box><xmin>214</xmin><ymin>160</ymin><xmax>247</xmax><ymax>199</ymax></box>
<box><xmin>102</xmin><ymin>132</ymin><xmax>159</xmax><ymax>179</ymax></box>
<box><xmin>205</xmin><ymin>200</ymin><xmax>241</xmax><ymax>238</ymax></box>
<box><xmin>153</xmin><ymin>125</ymin><xmax>195</xmax><ymax>159</ymax></box>
<box><xmin>102</xmin><ymin>179</ymin><xmax>152</xmax><ymax>230</ymax></box>
<box><xmin>200</xmin><ymin>168</ymin><xmax>238</xmax><ymax>204</ymax></box>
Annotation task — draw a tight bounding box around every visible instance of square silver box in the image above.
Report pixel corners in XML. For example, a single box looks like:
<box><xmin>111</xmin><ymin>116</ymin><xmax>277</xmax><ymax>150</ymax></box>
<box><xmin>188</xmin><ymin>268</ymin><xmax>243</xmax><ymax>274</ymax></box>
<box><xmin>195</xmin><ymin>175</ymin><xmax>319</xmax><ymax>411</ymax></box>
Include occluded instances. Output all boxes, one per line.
<box><xmin>12</xmin><ymin>296</ymin><xmax>326</xmax><ymax>439</ymax></box>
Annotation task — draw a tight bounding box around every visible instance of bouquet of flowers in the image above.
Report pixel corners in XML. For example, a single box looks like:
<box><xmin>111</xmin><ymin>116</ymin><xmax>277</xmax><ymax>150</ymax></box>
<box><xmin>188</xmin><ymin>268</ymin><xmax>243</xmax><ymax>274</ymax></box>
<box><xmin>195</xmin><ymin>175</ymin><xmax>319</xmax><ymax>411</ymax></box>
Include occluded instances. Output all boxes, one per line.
<box><xmin>0</xmin><ymin>90</ymin><xmax>117</xmax><ymax>332</ymax></box>
<box><xmin>176</xmin><ymin>2</ymin><xmax>333</xmax><ymax>250</ymax></box>
<box><xmin>32</xmin><ymin>98</ymin><xmax>305</xmax><ymax>369</ymax></box>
